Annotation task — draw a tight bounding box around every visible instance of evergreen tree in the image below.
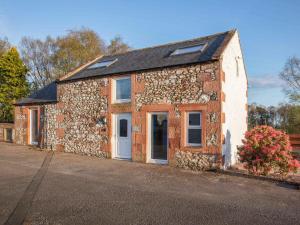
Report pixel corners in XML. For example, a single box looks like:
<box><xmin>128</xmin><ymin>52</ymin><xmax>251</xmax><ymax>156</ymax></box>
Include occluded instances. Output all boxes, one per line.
<box><xmin>0</xmin><ymin>47</ymin><xmax>29</xmax><ymax>122</ymax></box>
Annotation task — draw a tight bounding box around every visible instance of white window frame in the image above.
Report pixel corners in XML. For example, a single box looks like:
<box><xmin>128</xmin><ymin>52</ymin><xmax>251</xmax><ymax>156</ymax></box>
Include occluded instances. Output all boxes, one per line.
<box><xmin>112</xmin><ymin>76</ymin><xmax>131</xmax><ymax>103</ymax></box>
<box><xmin>186</xmin><ymin>112</ymin><xmax>202</xmax><ymax>147</ymax></box>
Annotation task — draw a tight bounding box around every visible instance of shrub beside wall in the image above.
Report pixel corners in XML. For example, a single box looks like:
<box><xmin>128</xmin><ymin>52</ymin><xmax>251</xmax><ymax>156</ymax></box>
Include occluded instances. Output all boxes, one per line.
<box><xmin>238</xmin><ymin>125</ymin><xmax>300</xmax><ymax>176</ymax></box>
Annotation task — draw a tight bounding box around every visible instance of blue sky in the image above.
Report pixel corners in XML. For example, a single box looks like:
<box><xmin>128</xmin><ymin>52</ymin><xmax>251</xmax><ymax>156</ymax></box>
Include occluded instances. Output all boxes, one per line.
<box><xmin>1</xmin><ymin>0</ymin><xmax>299</xmax><ymax>106</ymax></box>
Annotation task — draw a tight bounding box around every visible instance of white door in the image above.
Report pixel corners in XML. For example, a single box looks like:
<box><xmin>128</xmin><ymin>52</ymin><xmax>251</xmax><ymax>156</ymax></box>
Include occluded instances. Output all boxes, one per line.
<box><xmin>114</xmin><ymin>113</ymin><xmax>132</xmax><ymax>159</ymax></box>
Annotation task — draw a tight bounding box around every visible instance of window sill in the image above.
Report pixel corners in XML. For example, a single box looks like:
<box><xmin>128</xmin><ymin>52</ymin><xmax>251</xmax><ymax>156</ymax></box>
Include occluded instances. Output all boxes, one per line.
<box><xmin>113</xmin><ymin>100</ymin><xmax>131</xmax><ymax>104</ymax></box>
<box><xmin>187</xmin><ymin>144</ymin><xmax>202</xmax><ymax>147</ymax></box>
<box><xmin>112</xmin><ymin>101</ymin><xmax>131</xmax><ymax>106</ymax></box>
<box><xmin>180</xmin><ymin>145</ymin><xmax>205</xmax><ymax>152</ymax></box>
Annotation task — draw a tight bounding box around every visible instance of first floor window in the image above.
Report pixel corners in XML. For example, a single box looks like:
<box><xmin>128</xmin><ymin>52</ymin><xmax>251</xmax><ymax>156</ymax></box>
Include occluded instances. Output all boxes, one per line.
<box><xmin>186</xmin><ymin>112</ymin><xmax>202</xmax><ymax>146</ymax></box>
<box><xmin>114</xmin><ymin>77</ymin><xmax>131</xmax><ymax>103</ymax></box>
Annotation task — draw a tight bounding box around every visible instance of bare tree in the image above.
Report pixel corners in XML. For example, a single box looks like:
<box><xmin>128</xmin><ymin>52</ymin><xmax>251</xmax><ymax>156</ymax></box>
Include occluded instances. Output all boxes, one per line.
<box><xmin>106</xmin><ymin>35</ymin><xmax>131</xmax><ymax>55</ymax></box>
<box><xmin>0</xmin><ymin>37</ymin><xmax>11</xmax><ymax>56</ymax></box>
<box><xmin>53</xmin><ymin>28</ymin><xmax>106</xmax><ymax>76</ymax></box>
<box><xmin>20</xmin><ymin>36</ymin><xmax>57</xmax><ymax>89</ymax></box>
<box><xmin>19</xmin><ymin>28</ymin><xmax>106</xmax><ymax>89</ymax></box>
<box><xmin>279</xmin><ymin>56</ymin><xmax>300</xmax><ymax>103</ymax></box>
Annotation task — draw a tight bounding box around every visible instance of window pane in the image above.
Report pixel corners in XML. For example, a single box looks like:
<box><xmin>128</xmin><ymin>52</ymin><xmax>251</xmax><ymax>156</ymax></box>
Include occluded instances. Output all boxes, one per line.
<box><xmin>31</xmin><ymin>110</ymin><xmax>39</xmax><ymax>143</ymax></box>
<box><xmin>189</xmin><ymin>113</ymin><xmax>201</xmax><ymax>126</ymax></box>
<box><xmin>171</xmin><ymin>45</ymin><xmax>205</xmax><ymax>55</ymax></box>
<box><xmin>116</xmin><ymin>78</ymin><xmax>131</xmax><ymax>100</ymax></box>
<box><xmin>188</xmin><ymin>128</ymin><xmax>201</xmax><ymax>144</ymax></box>
<box><xmin>119</xmin><ymin>119</ymin><xmax>128</xmax><ymax>137</ymax></box>
<box><xmin>151</xmin><ymin>114</ymin><xmax>168</xmax><ymax>160</ymax></box>
<box><xmin>88</xmin><ymin>59</ymin><xmax>117</xmax><ymax>69</ymax></box>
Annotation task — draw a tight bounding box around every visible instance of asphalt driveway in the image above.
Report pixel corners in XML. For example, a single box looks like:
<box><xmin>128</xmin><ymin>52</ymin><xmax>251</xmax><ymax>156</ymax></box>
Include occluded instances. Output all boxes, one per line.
<box><xmin>0</xmin><ymin>143</ymin><xmax>299</xmax><ymax>225</ymax></box>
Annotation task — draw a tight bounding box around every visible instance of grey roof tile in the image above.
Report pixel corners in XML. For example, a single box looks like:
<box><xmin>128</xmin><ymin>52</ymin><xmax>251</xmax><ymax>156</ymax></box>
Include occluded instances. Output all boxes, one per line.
<box><xmin>63</xmin><ymin>30</ymin><xmax>235</xmax><ymax>81</ymax></box>
<box><xmin>15</xmin><ymin>82</ymin><xmax>57</xmax><ymax>105</ymax></box>
<box><xmin>15</xmin><ymin>30</ymin><xmax>235</xmax><ymax>105</ymax></box>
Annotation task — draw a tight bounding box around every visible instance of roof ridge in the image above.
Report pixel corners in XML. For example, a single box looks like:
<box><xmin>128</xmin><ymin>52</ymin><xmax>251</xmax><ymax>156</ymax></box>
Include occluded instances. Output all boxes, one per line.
<box><xmin>102</xmin><ymin>29</ymin><xmax>235</xmax><ymax>58</ymax></box>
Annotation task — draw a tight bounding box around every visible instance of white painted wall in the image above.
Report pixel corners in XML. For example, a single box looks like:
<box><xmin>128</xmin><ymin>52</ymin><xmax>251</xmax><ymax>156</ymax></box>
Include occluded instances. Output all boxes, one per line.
<box><xmin>221</xmin><ymin>31</ymin><xmax>248</xmax><ymax>168</ymax></box>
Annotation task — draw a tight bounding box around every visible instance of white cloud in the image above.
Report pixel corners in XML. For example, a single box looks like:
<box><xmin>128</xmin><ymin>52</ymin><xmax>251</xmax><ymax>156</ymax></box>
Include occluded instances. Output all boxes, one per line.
<box><xmin>248</xmin><ymin>75</ymin><xmax>286</xmax><ymax>89</ymax></box>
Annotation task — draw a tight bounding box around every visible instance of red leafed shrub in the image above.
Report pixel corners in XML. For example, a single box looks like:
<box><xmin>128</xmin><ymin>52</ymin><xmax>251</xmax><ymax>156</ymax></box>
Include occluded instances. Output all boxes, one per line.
<box><xmin>238</xmin><ymin>125</ymin><xmax>300</xmax><ymax>176</ymax></box>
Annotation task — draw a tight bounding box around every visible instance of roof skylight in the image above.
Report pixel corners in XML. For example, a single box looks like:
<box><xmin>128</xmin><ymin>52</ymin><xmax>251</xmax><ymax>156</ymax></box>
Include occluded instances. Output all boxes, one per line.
<box><xmin>171</xmin><ymin>44</ymin><xmax>206</xmax><ymax>56</ymax></box>
<box><xmin>88</xmin><ymin>59</ymin><xmax>118</xmax><ymax>69</ymax></box>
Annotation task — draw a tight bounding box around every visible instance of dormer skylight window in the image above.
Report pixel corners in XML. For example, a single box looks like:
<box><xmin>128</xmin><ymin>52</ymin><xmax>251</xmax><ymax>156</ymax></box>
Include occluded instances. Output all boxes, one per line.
<box><xmin>171</xmin><ymin>44</ymin><xmax>206</xmax><ymax>56</ymax></box>
<box><xmin>88</xmin><ymin>59</ymin><xmax>118</xmax><ymax>69</ymax></box>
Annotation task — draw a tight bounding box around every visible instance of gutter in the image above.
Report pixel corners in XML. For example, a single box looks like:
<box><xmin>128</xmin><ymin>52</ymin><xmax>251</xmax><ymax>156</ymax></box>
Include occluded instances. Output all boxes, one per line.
<box><xmin>14</xmin><ymin>100</ymin><xmax>58</xmax><ymax>107</ymax></box>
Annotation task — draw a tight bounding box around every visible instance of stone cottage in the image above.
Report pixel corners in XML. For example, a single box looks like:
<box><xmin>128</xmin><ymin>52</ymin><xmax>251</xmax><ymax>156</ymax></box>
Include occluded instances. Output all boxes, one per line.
<box><xmin>14</xmin><ymin>30</ymin><xmax>248</xmax><ymax>170</ymax></box>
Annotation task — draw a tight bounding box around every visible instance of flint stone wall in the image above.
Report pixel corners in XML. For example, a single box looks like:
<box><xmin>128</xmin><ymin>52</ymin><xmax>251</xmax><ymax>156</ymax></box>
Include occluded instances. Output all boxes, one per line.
<box><xmin>135</xmin><ymin>64</ymin><xmax>218</xmax><ymax>111</ymax></box>
<box><xmin>41</xmin><ymin>104</ymin><xmax>57</xmax><ymax>149</ymax></box>
<box><xmin>45</xmin><ymin>61</ymin><xmax>222</xmax><ymax>170</ymax></box>
<box><xmin>57</xmin><ymin>79</ymin><xmax>108</xmax><ymax>157</ymax></box>
<box><xmin>175</xmin><ymin>150</ymin><xmax>217</xmax><ymax>170</ymax></box>
<box><xmin>135</xmin><ymin>62</ymin><xmax>221</xmax><ymax>169</ymax></box>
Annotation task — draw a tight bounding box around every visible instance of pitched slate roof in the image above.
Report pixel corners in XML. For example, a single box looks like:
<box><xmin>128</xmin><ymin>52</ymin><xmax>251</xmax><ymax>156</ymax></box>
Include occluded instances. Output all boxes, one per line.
<box><xmin>15</xmin><ymin>82</ymin><xmax>57</xmax><ymax>105</ymax></box>
<box><xmin>63</xmin><ymin>29</ymin><xmax>236</xmax><ymax>82</ymax></box>
<box><xmin>15</xmin><ymin>30</ymin><xmax>236</xmax><ymax>105</ymax></box>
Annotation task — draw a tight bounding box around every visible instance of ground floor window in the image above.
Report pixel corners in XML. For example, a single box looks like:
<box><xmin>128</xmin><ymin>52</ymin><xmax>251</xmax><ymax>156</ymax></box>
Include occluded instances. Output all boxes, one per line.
<box><xmin>186</xmin><ymin>112</ymin><xmax>202</xmax><ymax>146</ymax></box>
